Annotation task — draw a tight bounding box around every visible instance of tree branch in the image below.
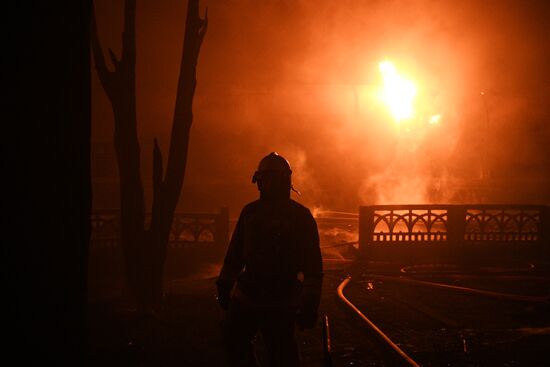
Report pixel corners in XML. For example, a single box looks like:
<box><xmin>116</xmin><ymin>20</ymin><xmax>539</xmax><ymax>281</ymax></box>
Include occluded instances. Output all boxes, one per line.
<box><xmin>107</xmin><ymin>48</ymin><xmax>120</xmax><ymax>69</ymax></box>
<box><xmin>90</xmin><ymin>4</ymin><xmax>112</xmax><ymax>92</ymax></box>
<box><xmin>162</xmin><ymin>0</ymin><xmax>208</xmax><ymax>205</ymax></box>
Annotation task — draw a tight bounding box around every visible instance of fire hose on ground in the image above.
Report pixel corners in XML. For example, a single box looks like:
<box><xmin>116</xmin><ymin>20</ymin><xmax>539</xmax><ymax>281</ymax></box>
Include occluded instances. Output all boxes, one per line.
<box><xmin>337</xmin><ymin>276</ymin><xmax>421</xmax><ymax>367</ymax></box>
<box><xmin>371</xmin><ymin>275</ymin><xmax>550</xmax><ymax>304</ymax></box>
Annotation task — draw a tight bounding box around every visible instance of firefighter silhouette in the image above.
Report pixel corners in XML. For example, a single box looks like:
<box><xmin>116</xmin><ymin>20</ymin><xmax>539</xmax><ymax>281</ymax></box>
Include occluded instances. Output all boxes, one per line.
<box><xmin>216</xmin><ymin>152</ymin><xmax>323</xmax><ymax>367</ymax></box>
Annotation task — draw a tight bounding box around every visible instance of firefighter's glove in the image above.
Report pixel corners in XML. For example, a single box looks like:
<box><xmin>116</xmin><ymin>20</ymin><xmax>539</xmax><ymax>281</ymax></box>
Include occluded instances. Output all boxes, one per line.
<box><xmin>216</xmin><ymin>278</ymin><xmax>233</xmax><ymax>311</ymax></box>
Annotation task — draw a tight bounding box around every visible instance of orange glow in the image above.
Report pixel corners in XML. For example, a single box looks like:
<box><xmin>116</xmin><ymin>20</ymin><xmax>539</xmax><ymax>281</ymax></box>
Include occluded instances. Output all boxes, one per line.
<box><xmin>378</xmin><ymin>61</ymin><xmax>417</xmax><ymax>123</ymax></box>
<box><xmin>429</xmin><ymin>114</ymin><xmax>441</xmax><ymax>125</ymax></box>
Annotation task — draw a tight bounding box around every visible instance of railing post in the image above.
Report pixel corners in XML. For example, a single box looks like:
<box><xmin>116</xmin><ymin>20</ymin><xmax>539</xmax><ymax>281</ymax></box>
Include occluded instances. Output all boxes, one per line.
<box><xmin>447</xmin><ymin>205</ymin><xmax>465</xmax><ymax>244</ymax></box>
<box><xmin>359</xmin><ymin>206</ymin><xmax>374</xmax><ymax>261</ymax></box>
<box><xmin>447</xmin><ymin>205</ymin><xmax>466</xmax><ymax>263</ymax></box>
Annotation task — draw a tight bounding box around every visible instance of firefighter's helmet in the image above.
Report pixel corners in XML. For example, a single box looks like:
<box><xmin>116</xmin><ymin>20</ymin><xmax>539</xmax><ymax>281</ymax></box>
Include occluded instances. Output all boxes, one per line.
<box><xmin>252</xmin><ymin>152</ymin><xmax>292</xmax><ymax>184</ymax></box>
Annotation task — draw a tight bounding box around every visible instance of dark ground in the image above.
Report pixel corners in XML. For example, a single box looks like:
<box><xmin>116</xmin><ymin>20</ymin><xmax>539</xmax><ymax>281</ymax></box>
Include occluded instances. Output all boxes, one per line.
<box><xmin>345</xmin><ymin>262</ymin><xmax>550</xmax><ymax>367</ymax></box>
<box><xmin>88</xmin><ymin>263</ymin><xmax>387</xmax><ymax>367</ymax></box>
<box><xmin>88</xmin><ymin>260</ymin><xmax>550</xmax><ymax>366</ymax></box>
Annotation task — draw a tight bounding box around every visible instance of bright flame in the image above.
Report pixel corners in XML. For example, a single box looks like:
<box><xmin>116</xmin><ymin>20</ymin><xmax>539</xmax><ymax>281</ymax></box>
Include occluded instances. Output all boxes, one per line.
<box><xmin>378</xmin><ymin>61</ymin><xmax>417</xmax><ymax>122</ymax></box>
<box><xmin>429</xmin><ymin>114</ymin><xmax>441</xmax><ymax>125</ymax></box>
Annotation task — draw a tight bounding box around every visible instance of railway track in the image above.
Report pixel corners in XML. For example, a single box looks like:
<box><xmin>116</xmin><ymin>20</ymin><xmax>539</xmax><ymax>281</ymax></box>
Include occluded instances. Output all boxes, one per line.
<box><xmin>337</xmin><ymin>276</ymin><xmax>421</xmax><ymax>367</ymax></box>
<box><xmin>335</xmin><ymin>270</ymin><xmax>550</xmax><ymax>366</ymax></box>
<box><xmin>370</xmin><ymin>274</ymin><xmax>550</xmax><ymax>303</ymax></box>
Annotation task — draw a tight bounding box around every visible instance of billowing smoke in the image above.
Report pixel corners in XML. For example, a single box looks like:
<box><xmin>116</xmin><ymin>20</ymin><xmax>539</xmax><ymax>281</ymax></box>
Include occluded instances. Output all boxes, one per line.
<box><xmin>92</xmin><ymin>0</ymin><xmax>550</xmax><ymax>216</ymax></box>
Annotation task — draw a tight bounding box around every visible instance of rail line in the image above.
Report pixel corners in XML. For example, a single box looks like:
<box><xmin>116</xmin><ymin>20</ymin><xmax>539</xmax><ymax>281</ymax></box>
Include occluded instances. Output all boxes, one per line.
<box><xmin>335</xmin><ymin>270</ymin><xmax>550</xmax><ymax>366</ymax></box>
<box><xmin>377</xmin><ymin>290</ymin><xmax>461</xmax><ymax>328</ymax></box>
<box><xmin>371</xmin><ymin>275</ymin><xmax>550</xmax><ymax>303</ymax></box>
<box><xmin>337</xmin><ymin>276</ymin><xmax>421</xmax><ymax>367</ymax></box>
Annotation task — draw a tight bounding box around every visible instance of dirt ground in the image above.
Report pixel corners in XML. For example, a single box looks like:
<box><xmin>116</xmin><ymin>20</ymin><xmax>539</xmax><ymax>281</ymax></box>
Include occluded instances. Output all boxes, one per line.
<box><xmin>88</xmin><ymin>264</ymin><xmax>385</xmax><ymax>367</ymax></box>
<box><xmin>88</xmin><ymin>260</ymin><xmax>550</xmax><ymax>366</ymax></box>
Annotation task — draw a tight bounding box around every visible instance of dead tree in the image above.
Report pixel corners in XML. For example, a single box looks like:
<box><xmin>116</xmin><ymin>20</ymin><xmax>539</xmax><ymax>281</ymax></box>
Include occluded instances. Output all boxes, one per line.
<box><xmin>91</xmin><ymin>0</ymin><xmax>207</xmax><ymax>306</ymax></box>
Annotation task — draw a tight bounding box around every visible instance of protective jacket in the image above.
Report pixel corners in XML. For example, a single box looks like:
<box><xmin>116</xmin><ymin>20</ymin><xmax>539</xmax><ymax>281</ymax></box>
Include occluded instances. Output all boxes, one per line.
<box><xmin>218</xmin><ymin>198</ymin><xmax>323</xmax><ymax>308</ymax></box>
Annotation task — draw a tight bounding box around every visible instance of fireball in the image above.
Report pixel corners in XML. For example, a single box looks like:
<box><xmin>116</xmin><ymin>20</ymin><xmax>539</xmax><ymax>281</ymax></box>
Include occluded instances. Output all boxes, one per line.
<box><xmin>429</xmin><ymin>114</ymin><xmax>441</xmax><ymax>125</ymax></box>
<box><xmin>378</xmin><ymin>60</ymin><xmax>417</xmax><ymax>123</ymax></box>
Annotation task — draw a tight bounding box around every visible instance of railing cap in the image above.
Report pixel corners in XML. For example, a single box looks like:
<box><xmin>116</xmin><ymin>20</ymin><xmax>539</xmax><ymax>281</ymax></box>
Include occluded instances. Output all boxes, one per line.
<box><xmin>360</xmin><ymin>204</ymin><xmax>548</xmax><ymax>211</ymax></box>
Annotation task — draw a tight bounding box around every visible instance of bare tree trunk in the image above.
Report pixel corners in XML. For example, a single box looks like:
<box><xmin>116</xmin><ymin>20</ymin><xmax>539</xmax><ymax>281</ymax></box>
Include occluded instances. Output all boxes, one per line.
<box><xmin>91</xmin><ymin>0</ymin><xmax>207</xmax><ymax>306</ymax></box>
<box><xmin>148</xmin><ymin>0</ymin><xmax>208</xmax><ymax>304</ymax></box>
<box><xmin>92</xmin><ymin>0</ymin><xmax>146</xmax><ymax>304</ymax></box>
